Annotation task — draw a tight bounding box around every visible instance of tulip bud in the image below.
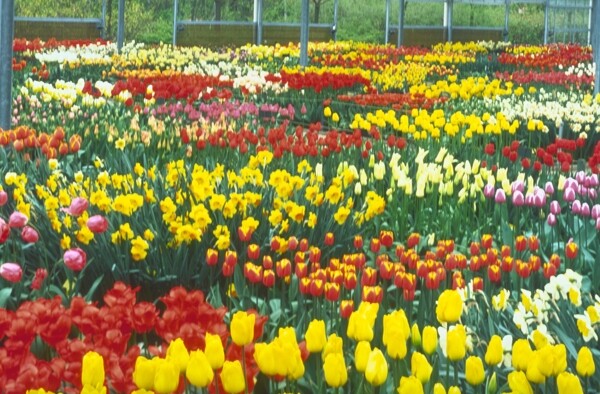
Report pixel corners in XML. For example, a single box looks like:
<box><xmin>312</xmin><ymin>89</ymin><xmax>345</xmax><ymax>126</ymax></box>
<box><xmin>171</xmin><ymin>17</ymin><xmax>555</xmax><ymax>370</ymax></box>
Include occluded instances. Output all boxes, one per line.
<box><xmin>485</xmin><ymin>335</ymin><xmax>503</xmax><ymax>366</ymax></box>
<box><xmin>81</xmin><ymin>351</ymin><xmax>105</xmax><ymax>388</ymax></box>
<box><xmin>154</xmin><ymin>359</ymin><xmax>180</xmax><ymax>394</ymax></box>
<box><xmin>355</xmin><ymin>341</ymin><xmax>371</xmax><ymax>372</ymax></box>
<box><xmin>0</xmin><ymin>190</ymin><xmax>8</xmax><ymax>206</ymax></box>
<box><xmin>305</xmin><ymin>319</ymin><xmax>327</xmax><ymax>353</ymax></box>
<box><xmin>64</xmin><ymin>197</ymin><xmax>89</xmax><ymax>216</ymax></box>
<box><xmin>133</xmin><ymin>356</ymin><xmax>156</xmax><ymax>390</ymax></box>
<box><xmin>576</xmin><ymin>346</ymin><xmax>595</xmax><ymax>377</ymax></box>
<box><xmin>166</xmin><ymin>338</ymin><xmax>189</xmax><ymax>373</ymax></box>
<box><xmin>323</xmin><ymin>353</ymin><xmax>348</xmax><ymax>388</ymax></box>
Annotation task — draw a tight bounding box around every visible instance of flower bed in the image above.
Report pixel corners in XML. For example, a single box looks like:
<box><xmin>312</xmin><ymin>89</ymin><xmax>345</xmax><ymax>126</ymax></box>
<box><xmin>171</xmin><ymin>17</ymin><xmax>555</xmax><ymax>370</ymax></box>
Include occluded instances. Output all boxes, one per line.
<box><xmin>0</xmin><ymin>38</ymin><xmax>599</xmax><ymax>393</ymax></box>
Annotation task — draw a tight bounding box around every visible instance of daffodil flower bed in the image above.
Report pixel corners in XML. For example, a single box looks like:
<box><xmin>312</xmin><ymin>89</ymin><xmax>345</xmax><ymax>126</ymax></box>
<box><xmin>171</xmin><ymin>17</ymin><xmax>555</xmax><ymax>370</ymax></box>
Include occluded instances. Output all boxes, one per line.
<box><xmin>0</xmin><ymin>38</ymin><xmax>599</xmax><ymax>393</ymax></box>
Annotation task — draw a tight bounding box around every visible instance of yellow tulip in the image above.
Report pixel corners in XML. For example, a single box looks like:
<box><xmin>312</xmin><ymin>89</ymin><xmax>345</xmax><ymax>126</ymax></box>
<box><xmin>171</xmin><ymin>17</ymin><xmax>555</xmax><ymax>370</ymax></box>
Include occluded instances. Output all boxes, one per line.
<box><xmin>132</xmin><ymin>356</ymin><xmax>156</xmax><ymax>390</ymax></box>
<box><xmin>508</xmin><ymin>371</ymin><xmax>533</xmax><ymax>394</ymax></box>
<box><xmin>230</xmin><ymin>310</ymin><xmax>255</xmax><ymax>346</ymax></box>
<box><xmin>411</xmin><ymin>323</ymin><xmax>422</xmax><ymax>348</ymax></box>
<box><xmin>205</xmin><ymin>333</ymin><xmax>225</xmax><ymax>370</ymax></box>
<box><xmin>422</xmin><ymin>326</ymin><xmax>438</xmax><ymax>355</ymax></box>
<box><xmin>511</xmin><ymin>339</ymin><xmax>532</xmax><ymax>371</ymax></box>
<box><xmin>305</xmin><ymin>319</ymin><xmax>327</xmax><ymax>353</ymax></box>
<box><xmin>397</xmin><ymin>375</ymin><xmax>424</xmax><ymax>394</ymax></box>
<box><xmin>448</xmin><ymin>386</ymin><xmax>461</xmax><ymax>394</ymax></box>
<box><xmin>322</xmin><ymin>333</ymin><xmax>344</xmax><ymax>361</ymax></box>
<box><xmin>552</xmin><ymin>344</ymin><xmax>567</xmax><ymax>376</ymax></box>
<box><xmin>576</xmin><ymin>346</ymin><xmax>596</xmax><ymax>377</ymax></box>
<box><xmin>323</xmin><ymin>353</ymin><xmax>348</xmax><ymax>388</ymax></box>
<box><xmin>166</xmin><ymin>338</ymin><xmax>189</xmax><ymax>373</ymax></box>
<box><xmin>436</xmin><ymin>289</ymin><xmax>463</xmax><ymax>324</ymax></box>
<box><xmin>365</xmin><ymin>347</ymin><xmax>388</xmax><ymax>386</ymax></box>
<box><xmin>186</xmin><ymin>350</ymin><xmax>214</xmax><ymax>388</ymax></box>
<box><xmin>221</xmin><ymin>360</ymin><xmax>246</xmax><ymax>394</ymax></box>
<box><xmin>80</xmin><ymin>386</ymin><xmax>107</xmax><ymax>394</ymax></box>
<box><xmin>465</xmin><ymin>356</ymin><xmax>485</xmax><ymax>386</ymax></box>
<box><xmin>485</xmin><ymin>335</ymin><xmax>503</xmax><ymax>366</ymax></box>
<box><xmin>355</xmin><ymin>340</ymin><xmax>372</xmax><ymax>372</ymax></box>
<box><xmin>81</xmin><ymin>351</ymin><xmax>105</xmax><ymax>389</ymax></box>
<box><xmin>154</xmin><ymin>359</ymin><xmax>180</xmax><ymax>394</ymax></box>
<box><xmin>433</xmin><ymin>382</ymin><xmax>447</xmax><ymax>394</ymax></box>
<box><xmin>411</xmin><ymin>351</ymin><xmax>433</xmax><ymax>384</ymax></box>
<box><xmin>447</xmin><ymin>325</ymin><xmax>466</xmax><ymax>361</ymax></box>
<box><xmin>557</xmin><ymin>372</ymin><xmax>583</xmax><ymax>394</ymax></box>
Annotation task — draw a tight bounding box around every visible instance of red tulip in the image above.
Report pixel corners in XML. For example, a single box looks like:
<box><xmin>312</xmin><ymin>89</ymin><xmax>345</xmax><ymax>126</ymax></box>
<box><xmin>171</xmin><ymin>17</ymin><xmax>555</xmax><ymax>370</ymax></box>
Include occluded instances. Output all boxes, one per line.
<box><xmin>206</xmin><ymin>248</ymin><xmax>219</xmax><ymax>266</ymax></box>
<box><xmin>565</xmin><ymin>241</ymin><xmax>578</xmax><ymax>259</ymax></box>
<box><xmin>31</xmin><ymin>268</ymin><xmax>48</xmax><ymax>290</ymax></box>
<box><xmin>0</xmin><ymin>191</ymin><xmax>8</xmax><ymax>206</ymax></box>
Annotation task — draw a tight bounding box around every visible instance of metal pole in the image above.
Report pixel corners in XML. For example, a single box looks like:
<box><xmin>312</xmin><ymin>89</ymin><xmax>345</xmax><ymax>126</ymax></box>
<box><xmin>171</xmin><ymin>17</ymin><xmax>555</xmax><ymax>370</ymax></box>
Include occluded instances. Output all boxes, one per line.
<box><xmin>117</xmin><ymin>0</ymin><xmax>125</xmax><ymax>51</ymax></box>
<box><xmin>254</xmin><ymin>0</ymin><xmax>263</xmax><ymax>45</ymax></box>
<box><xmin>593</xmin><ymin>0</ymin><xmax>599</xmax><ymax>95</ymax></box>
<box><xmin>504</xmin><ymin>0</ymin><xmax>510</xmax><ymax>42</ymax></box>
<box><xmin>300</xmin><ymin>0</ymin><xmax>309</xmax><ymax>67</ymax></box>
<box><xmin>447</xmin><ymin>0</ymin><xmax>453</xmax><ymax>42</ymax></box>
<box><xmin>589</xmin><ymin>0</ymin><xmax>594</xmax><ymax>46</ymax></box>
<box><xmin>333</xmin><ymin>0</ymin><xmax>339</xmax><ymax>41</ymax></box>
<box><xmin>543</xmin><ymin>0</ymin><xmax>550</xmax><ymax>44</ymax></box>
<box><xmin>397</xmin><ymin>0</ymin><xmax>405</xmax><ymax>47</ymax></box>
<box><xmin>385</xmin><ymin>0</ymin><xmax>390</xmax><ymax>45</ymax></box>
<box><xmin>0</xmin><ymin>0</ymin><xmax>14</xmax><ymax>131</ymax></box>
<box><xmin>173</xmin><ymin>0</ymin><xmax>178</xmax><ymax>46</ymax></box>
<box><xmin>101</xmin><ymin>0</ymin><xmax>107</xmax><ymax>39</ymax></box>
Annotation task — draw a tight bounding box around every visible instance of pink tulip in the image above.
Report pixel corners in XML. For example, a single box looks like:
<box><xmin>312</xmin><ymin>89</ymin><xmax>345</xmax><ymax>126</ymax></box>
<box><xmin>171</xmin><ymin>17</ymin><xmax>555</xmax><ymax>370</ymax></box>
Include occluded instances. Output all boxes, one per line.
<box><xmin>494</xmin><ymin>189</ymin><xmax>506</xmax><ymax>204</ymax></box>
<box><xmin>512</xmin><ymin>190</ymin><xmax>525</xmax><ymax>206</ymax></box>
<box><xmin>0</xmin><ymin>262</ymin><xmax>22</xmax><ymax>283</ymax></box>
<box><xmin>563</xmin><ymin>187</ymin><xmax>576</xmax><ymax>202</ymax></box>
<box><xmin>550</xmin><ymin>200</ymin><xmax>561</xmax><ymax>215</ymax></box>
<box><xmin>0</xmin><ymin>191</ymin><xmax>8</xmax><ymax>206</ymax></box>
<box><xmin>8</xmin><ymin>211</ymin><xmax>28</xmax><ymax>228</ymax></box>
<box><xmin>571</xmin><ymin>200</ymin><xmax>582</xmax><ymax>214</ymax></box>
<box><xmin>547</xmin><ymin>213</ymin><xmax>557</xmax><ymax>226</ymax></box>
<box><xmin>64</xmin><ymin>248</ymin><xmax>87</xmax><ymax>272</ymax></box>
<box><xmin>592</xmin><ymin>204</ymin><xmax>600</xmax><ymax>220</ymax></box>
<box><xmin>544</xmin><ymin>182</ymin><xmax>554</xmax><ymax>195</ymax></box>
<box><xmin>581</xmin><ymin>203</ymin><xmax>591</xmax><ymax>217</ymax></box>
<box><xmin>21</xmin><ymin>226</ymin><xmax>39</xmax><ymax>243</ymax></box>
<box><xmin>87</xmin><ymin>215</ymin><xmax>108</xmax><ymax>233</ymax></box>
<box><xmin>483</xmin><ymin>184</ymin><xmax>495</xmax><ymax>198</ymax></box>
<box><xmin>62</xmin><ymin>197</ymin><xmax>89</xmax><ymax>216</ymax></box>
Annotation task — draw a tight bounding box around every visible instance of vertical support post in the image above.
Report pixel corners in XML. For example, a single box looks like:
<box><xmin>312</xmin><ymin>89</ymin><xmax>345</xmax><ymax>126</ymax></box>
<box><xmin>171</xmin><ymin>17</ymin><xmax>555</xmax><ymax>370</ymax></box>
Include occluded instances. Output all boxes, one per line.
<box><xmin>333</xmin><ymin>0</ymin><xmax>339</xmax><ymax>41</ymax></box>
<box><xmin>254</xmin><ymin>0</ymin><xmax>263</xmax><ymax>45</ymax></box>
<box><xmin>397</xmin><ymin>0</ymin><xmax>405</xmax><ymax>47</ymax></box>
<box><xmin>446</xmin><ymin>0</ymin><xmax>453</xmax><ymax>42</ymax></box>
<box><xmin>385</xmin><ymin>0</ymin><xmax>390</xmax><ymax>45</ymax></box>
<box><xmin>102</xmin><ymin>0</ymin><xmax>108</xmax><ymax>39</ymax></box>
<box><xmin>173</xmin><ymin>0</ymin><xmax>179</xmax><ymax>46</ymax></box>
<box><xmin>300</xmin><ymin>0</ymin><xmax>309</xmax><ymax>67</ymax></box>
<box><xmin>543</xmin><ymin>0</ymin><xmax>550</xmax><ymax>44</ymax></box>
<box><xmin>0</xmin><ymin>0</ymin><xmax>14</xmax><ymax>131</ymax></box>
<box><xmin>504</xmin><ymin>0</ymin><xmax>510</xmax><ymax>42</ymax></box>
<box><xmin>117</xmin><ymin>0</ymin><xmax>125</xmax><ymax>52</ymax></box>
<box><xmin>588</xmin><ymin>0</ymin><xmax>593</xmax><ymax>46</ymax></box>
<box><xmin>592</xmin><ymin>0</ymin><xmax>599</xmax><ymax>95</ymax></box>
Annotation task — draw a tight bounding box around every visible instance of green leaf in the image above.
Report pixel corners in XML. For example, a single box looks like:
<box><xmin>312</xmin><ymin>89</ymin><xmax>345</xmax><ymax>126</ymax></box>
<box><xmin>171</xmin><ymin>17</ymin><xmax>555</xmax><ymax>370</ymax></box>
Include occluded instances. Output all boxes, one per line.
<box><xmin>84</xmin><ymin>275</ymin><xmax>105</xmax><ymax>302</ymax></box>
<box><xmin>0</xmin><ymin>288</ymin><xmax>13</xmax><ymax>308</ymax></box>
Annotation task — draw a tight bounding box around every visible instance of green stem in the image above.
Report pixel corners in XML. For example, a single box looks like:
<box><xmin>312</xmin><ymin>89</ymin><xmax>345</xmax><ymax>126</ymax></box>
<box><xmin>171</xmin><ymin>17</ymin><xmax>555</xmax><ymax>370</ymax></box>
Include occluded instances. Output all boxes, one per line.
<box><xmin>242</xmin><ymin>345</ymin><xmax>249</xmax><ymax>394</ymax></box>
